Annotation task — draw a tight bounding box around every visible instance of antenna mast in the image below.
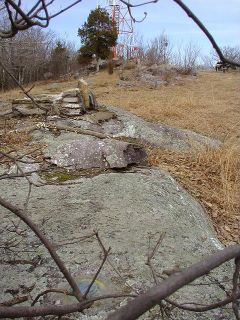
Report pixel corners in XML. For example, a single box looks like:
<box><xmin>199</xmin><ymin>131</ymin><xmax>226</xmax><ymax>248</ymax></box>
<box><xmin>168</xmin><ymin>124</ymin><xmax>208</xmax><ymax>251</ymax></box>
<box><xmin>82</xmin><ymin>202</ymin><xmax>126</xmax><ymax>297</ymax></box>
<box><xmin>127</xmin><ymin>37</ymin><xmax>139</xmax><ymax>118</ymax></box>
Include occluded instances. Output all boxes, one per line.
<box><xmin>97</xmin><ymin>0</ymin><xmax>138</xmax><ymax>59</ymax></box>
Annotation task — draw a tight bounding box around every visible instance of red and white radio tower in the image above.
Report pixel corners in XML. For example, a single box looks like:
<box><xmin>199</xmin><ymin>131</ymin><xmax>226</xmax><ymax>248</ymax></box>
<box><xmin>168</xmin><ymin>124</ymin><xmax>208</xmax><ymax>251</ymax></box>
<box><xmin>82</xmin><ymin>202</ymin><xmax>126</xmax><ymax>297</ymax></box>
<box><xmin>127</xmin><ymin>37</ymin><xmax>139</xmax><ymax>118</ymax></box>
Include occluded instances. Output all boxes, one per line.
<box><xmin>97</xmin><ymin>0</ymin><xmax>139</xmax><ymax>59</ymax></box>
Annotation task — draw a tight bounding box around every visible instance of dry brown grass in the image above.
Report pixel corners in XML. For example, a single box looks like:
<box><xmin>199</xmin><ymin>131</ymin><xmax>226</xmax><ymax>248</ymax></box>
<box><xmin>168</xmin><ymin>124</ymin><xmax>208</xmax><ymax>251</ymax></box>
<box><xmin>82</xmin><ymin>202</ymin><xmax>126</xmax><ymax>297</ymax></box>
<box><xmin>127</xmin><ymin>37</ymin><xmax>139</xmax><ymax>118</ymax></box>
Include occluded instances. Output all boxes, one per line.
<box><xmin>0</xmin><ymin>117</ymin><xmax>44</xmax><ymax>157</ymax></box>
<box><xmin>91</xmin><ymin>70</ymin><xmax>240</xmax><ymax>140</ymax></box>
<box><xmin>0</xmin><ymin>79</ymin><xmax>77</xmax><ymax>101</ymax></box>
<box><xmin>147</xmin><ymin>143</ymin><xmax>240</xmax><ymax>244</ymax></box>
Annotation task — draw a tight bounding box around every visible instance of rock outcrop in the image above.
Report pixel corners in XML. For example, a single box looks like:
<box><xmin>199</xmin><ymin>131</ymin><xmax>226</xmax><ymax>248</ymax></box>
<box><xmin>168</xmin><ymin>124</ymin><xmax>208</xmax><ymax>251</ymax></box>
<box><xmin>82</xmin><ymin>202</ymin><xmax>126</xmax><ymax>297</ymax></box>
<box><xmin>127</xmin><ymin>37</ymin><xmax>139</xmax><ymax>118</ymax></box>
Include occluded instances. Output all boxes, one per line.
<box><xmin>0</xmin><ymin>84</ymin><xmax>229</xmax><ymax>320</ymax></box>
<box><xmin>0</xmin><ymin>168</ymin><xmax>233</xmax><ymax>319</ymax></box>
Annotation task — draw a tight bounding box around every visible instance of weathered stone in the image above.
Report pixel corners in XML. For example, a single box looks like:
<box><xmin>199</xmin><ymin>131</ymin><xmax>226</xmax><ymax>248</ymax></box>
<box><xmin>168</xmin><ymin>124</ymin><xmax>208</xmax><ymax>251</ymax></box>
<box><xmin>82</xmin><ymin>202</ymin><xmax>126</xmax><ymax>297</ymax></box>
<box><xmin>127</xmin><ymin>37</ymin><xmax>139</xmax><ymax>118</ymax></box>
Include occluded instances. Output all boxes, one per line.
<box><xmin>7</xmin><ymin>161</ymin><xmax>40</xmax><ymax>175</ymax></box>
<box><xmin>11</xmin><ymin>94</ymin><xmax>63</xmax><ymax>116</ymax></box>
<box><xmin>61</xmin><ymin>100</ymin><xmax>85</xmax><ymax>115</ymax></box>
<box><xmin>47</xmin><ymin>137</ymin><xmax>147</xmax><ymax>169</ymax></box>
<box><xmin>60</xmin><ymin>109</ymin><xmax>84</xmax><ymax>116</ymax></box>
<box><xmin>9</xmin><ymin>86</ymin><xmax>99</xmax><ymax>117</ymax></box>
<box><xmin>62</xmin><ymin>97</ymin><xmax>79</xmax><ymax>103</ymax></box>
<box><xmin>12</xmin><ymin>98</ymin><xmax>33</xmax><ymax>105</ymax></box>
<box><xmin>12</xmin><ymin>96</ymin><xmax>55</xmax><ymax>105</ymax></box>
<box><xmin>62</xmin><ymin>103</ymin><xmax>81</xmax><ymax>109</ymax></box>
<box><xmin>78</xmin><ymin>78</ymin><xmax>89</xmax><ymax>109</ymax></box>
<box><xmin>54</xmin><ymin>118</ymin><xmax>104</xmax><ymax>133</ymax></box>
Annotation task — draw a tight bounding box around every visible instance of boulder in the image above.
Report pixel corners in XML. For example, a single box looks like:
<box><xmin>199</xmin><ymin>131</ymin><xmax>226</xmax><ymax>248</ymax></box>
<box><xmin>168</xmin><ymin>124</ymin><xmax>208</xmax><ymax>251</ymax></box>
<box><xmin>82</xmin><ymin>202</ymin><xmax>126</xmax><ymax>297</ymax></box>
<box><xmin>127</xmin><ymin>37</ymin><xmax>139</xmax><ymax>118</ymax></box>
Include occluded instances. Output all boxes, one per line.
<box><xmin>44</xmin><ymin>135</ymin><xmax>147</xmax><ymax>169</ymax></box>
<box><xmin>11</xmin><ymin>95</ymin><xmax>60</xmax><ymax>116</ymax></box>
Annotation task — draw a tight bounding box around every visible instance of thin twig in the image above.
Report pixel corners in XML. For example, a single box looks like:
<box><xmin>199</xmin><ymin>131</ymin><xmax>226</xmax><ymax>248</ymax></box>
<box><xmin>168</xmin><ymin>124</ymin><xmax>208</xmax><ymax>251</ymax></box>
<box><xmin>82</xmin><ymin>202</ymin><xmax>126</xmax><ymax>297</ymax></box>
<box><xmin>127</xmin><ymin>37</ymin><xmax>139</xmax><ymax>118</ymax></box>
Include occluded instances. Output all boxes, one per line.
<box><xmin>83</xmin><ymin>232</ymin><xmax>111</xmax><ymax>298</ymax></box>
<box><xmin>0</xmin><ymin>292</ymin><xmax>136</xmax><ymax>318</ymax></box>
<box><xmin>0</xmin><ymin>296</ymin><xmax>28</xmax><ymax>307</ymax></box>
<box><xmin>107</xmin><ymin>245</ymin><xmax>240</xmax><ymax>320</ymax></box>
<box><xmin>31</xmin><ymin>289</ymin><xmax>72</xmax><ymax>306</ymax></box>
<box><xmin>54</xmin><ymin>233</ymin><xmax>96</xmax><ymax>249</ymax></box>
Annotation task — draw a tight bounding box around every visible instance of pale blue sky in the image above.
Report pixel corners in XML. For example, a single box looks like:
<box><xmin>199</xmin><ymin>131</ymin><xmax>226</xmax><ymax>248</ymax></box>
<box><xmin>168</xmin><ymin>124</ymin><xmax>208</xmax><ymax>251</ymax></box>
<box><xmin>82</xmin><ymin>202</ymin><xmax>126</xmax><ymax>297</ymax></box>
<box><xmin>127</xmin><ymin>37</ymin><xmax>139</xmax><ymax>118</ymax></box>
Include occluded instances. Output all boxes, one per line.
<box><xmin>48</xmin><ymin>0</ymin><xmax>240</xmax><ymax>56</ymax></box>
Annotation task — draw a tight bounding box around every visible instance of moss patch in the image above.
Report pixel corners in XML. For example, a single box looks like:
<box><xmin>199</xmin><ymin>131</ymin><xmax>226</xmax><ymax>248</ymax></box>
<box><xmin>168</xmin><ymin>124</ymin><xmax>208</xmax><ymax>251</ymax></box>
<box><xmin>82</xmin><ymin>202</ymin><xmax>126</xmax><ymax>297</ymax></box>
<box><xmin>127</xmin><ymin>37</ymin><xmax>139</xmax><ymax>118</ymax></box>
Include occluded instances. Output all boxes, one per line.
<box><xmin>40</xmin><ymin>167</ymin><xmax>109</xmax><ymax>182</ymax></box>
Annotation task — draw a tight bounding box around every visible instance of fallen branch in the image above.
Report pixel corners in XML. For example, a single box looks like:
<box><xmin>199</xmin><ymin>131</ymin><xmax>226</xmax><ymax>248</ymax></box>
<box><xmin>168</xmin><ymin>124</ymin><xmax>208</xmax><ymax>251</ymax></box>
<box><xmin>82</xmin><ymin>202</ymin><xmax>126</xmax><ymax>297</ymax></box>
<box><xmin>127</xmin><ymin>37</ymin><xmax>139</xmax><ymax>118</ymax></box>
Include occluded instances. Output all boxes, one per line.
<box><xmin>9</xmin><ymin>122</ymin><xmax>110</xmax><ymax>139</ymax></box>
<box><xmin>31</xmin><ymin>289</ymin><xmax>72</xmax><ymax>306</ymax></box>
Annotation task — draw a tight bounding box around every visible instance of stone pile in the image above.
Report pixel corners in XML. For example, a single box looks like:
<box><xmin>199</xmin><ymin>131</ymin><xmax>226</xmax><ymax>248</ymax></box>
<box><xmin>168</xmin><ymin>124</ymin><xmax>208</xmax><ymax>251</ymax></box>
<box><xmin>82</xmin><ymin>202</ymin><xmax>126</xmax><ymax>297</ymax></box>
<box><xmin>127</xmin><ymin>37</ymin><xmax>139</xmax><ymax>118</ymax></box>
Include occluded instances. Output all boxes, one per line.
<box><xmin>118</xmin><ymin>63</ymin><xmax>192</xmax><ymax>88</ymax></box>
<box><xmin>59</xmin><ymin>89</ymin><xmax>85</xmax><ymax>116</ymax></box>
<box><xmin>11</xmin><ymin>79</ymin><xmax>97</xmax><ymax>117</ymax></box>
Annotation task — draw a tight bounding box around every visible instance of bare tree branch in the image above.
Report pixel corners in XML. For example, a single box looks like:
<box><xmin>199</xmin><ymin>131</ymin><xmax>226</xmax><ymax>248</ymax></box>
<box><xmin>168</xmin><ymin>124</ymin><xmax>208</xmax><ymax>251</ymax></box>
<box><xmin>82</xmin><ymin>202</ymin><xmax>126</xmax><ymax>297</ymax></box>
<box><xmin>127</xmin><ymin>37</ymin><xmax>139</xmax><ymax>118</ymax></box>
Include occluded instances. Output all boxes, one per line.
<box><xmin>0</xmin><ymin>196</ymin><xmax>83</xmax><ymax>302</ymax></box>
<box><xmin>171</xmin><ymin>0</ymin><xmax>240</xmax><ymax>67</ymax></box>
<box><xmin>0</xmin><ymin>0</ymin><xmax>238</xmax><ymax>68</ymax></box>
<box><xmin>0</xmin><ymin>293</ymin><xmax>136</xmax><ymax>318</ymax></box>
<box><xmin>107</xmin><ymin>245</ymin><xmax>240</xmax><ymax>320</ymax></box>
<box><xmin>0</xmin><ymin>296</ymin><xmax>28</xmax><ymax>307</ymax></box>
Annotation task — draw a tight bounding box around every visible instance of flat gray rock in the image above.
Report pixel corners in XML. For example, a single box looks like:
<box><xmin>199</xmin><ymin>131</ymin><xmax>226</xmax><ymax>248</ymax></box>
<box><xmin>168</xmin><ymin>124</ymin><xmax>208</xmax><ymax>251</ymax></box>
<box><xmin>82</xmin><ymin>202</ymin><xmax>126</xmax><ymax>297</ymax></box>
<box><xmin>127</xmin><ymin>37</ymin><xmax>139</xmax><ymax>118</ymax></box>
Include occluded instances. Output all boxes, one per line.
<box><xmin>0</xmin><ymin>168</ymin><xmax>233</xmax><ymax>319</ymax></box>
<box><xmin>102</xmin><ymin>107</ymin><xmax>221</xmax><ymax>152</ymax></box>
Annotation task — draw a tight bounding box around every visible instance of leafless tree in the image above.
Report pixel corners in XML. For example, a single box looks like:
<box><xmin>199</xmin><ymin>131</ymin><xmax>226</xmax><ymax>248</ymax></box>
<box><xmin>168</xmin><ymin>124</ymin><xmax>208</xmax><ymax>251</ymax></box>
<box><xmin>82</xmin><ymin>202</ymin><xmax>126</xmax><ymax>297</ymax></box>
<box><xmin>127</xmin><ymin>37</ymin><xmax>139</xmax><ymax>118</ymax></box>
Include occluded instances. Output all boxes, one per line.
<box><xmin>0</xmin><ymin>0</ymin><xmax>239</xmax><ymax>67</ymax></box>
<box><xmin>172</xmin><ymin>42</ymin><xmax>200</xmax><ymax>74</ymax></box>
<box><xmin>140</xmin><ymin>33</ymin><xmax>172</xmax><ymax>65</ymax></box>
<box><xmin>0</xmin><ymin>27</ymin><xmax>56</xmax><ymax>89</ymax></box>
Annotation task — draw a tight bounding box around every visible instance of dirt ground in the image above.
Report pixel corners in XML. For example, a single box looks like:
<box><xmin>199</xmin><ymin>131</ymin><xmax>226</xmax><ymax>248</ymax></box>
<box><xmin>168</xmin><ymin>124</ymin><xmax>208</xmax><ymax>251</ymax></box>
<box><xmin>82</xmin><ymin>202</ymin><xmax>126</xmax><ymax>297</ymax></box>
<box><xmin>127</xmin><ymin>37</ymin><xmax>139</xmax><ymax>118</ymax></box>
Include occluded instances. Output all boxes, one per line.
<box><xmin>0</xmin><ymin>68</ymin><xmax>239</xmax><ymax>244</ymax></box>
